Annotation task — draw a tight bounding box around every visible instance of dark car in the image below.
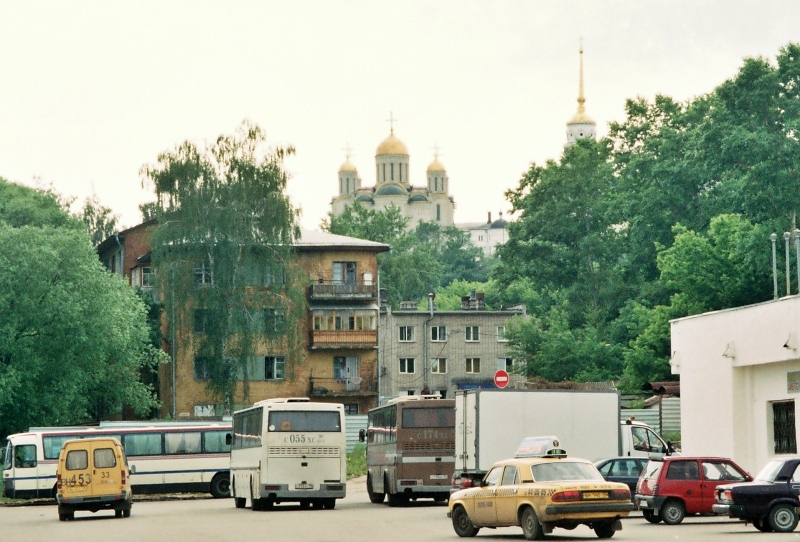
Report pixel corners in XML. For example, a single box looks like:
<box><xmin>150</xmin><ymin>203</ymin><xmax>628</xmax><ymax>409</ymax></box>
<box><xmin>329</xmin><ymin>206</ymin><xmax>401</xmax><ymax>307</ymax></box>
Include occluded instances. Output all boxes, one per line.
<box><xmin>713</xmin><ymin>457</ymin><xmax>800</xmax><ymax>533</ymax></box>
<box><xmin>635</xmin><ymin>456</ymin><xmax>751</xmax><ymax>524</ymax></box>
<box><xmin>594</xmin><ymin>457</ymin><xmax>648</xmax><ymax>501</ymax></box>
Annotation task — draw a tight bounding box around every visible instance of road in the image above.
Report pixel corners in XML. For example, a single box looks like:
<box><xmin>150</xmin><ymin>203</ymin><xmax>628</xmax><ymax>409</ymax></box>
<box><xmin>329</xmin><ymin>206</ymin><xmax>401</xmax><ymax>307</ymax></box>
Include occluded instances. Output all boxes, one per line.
<box><xmin>1</xmin><ymin>477</ymin><xmax>797</xmax><ymax>542</ymax></box>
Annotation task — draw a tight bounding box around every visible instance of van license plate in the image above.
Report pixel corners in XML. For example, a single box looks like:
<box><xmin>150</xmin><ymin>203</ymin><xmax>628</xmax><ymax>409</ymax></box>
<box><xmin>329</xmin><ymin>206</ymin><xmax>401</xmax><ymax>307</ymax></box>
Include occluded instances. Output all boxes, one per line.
<box><xmin>295</xmin><ymin>483</ymin><xmax>314</xmax><ymax>490</ymax></box>
<box><xmin>430</xmin><ymin>475</ymin><xmax>448</xmax><ymax>480</ymax></box>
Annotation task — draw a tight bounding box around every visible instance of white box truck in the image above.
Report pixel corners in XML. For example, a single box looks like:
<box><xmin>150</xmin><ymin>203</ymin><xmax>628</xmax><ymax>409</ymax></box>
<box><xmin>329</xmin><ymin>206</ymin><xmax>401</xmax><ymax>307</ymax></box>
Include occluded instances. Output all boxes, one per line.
<box><xmin>453</xmin><ymin>388</ymin><xmax>674</xmax><ymax>487</ymax></box>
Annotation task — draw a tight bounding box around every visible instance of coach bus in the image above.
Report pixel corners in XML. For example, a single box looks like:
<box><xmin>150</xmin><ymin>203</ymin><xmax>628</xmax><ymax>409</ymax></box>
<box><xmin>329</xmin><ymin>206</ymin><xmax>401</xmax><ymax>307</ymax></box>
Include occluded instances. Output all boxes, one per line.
<box><xmin>2</xmin><ymin>421</ymin><xmax>232</xmax><ymax>500</ymax></box>
<box><xmin>230</xmin><ymin>398</ymin><xmax>346</xmax><ymax>511</ymax></box>
<box><xmin>362</xmin><ymin>396</ymin><xmax>455</xmax><ymax>505</ymax></box>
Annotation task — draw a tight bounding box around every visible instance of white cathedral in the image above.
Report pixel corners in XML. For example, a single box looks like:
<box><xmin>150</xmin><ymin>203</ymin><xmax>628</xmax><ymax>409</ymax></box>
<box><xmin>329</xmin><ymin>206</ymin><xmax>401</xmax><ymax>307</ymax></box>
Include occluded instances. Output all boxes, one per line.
<box><xmin>330</xmin><ymin>128</ymin><xmax>456</xmax><ymax>227</ymax></box>
<box><xmin>330</xmin><ymin>47</ymin><xmax>596</xmax><ymax>249</ymax></box>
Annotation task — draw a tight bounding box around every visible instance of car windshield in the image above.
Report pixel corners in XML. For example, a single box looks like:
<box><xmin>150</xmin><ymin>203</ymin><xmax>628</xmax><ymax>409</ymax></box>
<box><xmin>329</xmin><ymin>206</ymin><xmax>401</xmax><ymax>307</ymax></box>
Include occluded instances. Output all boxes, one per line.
<box><xmin>531</xmin><ymin>461</ymin><xmax>604</xmax><ymax>482</ymax></box>
<box><xmin>754</xmin><ymin>460</ymin><xmax>785</xmax><ymax>482</ymax></box>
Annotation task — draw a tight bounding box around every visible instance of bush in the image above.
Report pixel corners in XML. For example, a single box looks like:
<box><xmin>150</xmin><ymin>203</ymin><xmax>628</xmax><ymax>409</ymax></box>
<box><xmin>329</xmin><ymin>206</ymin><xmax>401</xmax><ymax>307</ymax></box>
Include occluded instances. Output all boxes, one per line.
<box><xmin>347</xmin><ymin>443</ymin><xmax>366</xmax><ymax>479</ymax></box>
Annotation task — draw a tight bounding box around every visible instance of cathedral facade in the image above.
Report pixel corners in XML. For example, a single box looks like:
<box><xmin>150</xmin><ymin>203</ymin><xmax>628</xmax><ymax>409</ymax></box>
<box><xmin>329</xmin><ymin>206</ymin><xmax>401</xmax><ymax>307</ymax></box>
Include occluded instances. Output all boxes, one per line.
<box><xmin>330</xmin><ymin>129</ymin><xmax>455</xmax><ymax>228</ymax></box>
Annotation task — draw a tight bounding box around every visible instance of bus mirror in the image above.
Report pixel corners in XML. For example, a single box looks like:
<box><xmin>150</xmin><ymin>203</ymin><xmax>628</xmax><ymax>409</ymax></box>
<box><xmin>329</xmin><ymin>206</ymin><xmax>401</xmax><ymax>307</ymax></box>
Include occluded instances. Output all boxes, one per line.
<box><xmin>226</xmin><ymin>433</ymin><xmax>232</xmax><ymax>446</ymax></box>
<box><xmin>130</xmin><ymin>465</ymin><xmax>136</xmax><ymax>474</ymax></box>
<box><xmin>358</xmin><ymin>429</ymin><xmax>366</xmax><ymax>443</ymax></box>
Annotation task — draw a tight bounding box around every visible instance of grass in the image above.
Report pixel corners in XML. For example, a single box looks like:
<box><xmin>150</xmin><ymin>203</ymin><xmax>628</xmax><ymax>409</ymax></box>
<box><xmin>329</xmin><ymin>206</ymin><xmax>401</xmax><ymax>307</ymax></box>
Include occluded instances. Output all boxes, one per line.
<box><xmin>347</xmin><ymin>443</ymin><xmax>366</xmax><ymax>479</ymax></box>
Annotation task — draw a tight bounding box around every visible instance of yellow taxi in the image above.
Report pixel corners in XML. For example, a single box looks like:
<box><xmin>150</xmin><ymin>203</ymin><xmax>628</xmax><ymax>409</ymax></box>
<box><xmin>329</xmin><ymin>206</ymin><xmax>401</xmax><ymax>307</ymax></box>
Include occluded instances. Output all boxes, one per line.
<box><xmin>447</xmin><ymin>437</ymin><xmax>634</xmax><ymax>539</ymax></box>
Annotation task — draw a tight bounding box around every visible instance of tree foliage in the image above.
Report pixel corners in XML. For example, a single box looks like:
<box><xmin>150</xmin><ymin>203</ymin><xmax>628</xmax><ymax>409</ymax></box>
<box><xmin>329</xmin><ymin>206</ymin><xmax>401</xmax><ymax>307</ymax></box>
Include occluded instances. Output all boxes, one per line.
<box><xmin>81</xmin><ymin>194</ymin><xmax>119</xmax><ymax>246</ymax></box>
<box><xmin>142</xmin><ymin>121</ymin><xmax>304</xmax><ymax>407</ymax></box>
<box><xmin>496</xmin><ymin>43</ymin><xmax>800</xmax><ymax>391</ymax></box>
<box><xmin>0</xmin><ymin>225</ymin><xmax>163</xmax><ymax>437</ymax></box>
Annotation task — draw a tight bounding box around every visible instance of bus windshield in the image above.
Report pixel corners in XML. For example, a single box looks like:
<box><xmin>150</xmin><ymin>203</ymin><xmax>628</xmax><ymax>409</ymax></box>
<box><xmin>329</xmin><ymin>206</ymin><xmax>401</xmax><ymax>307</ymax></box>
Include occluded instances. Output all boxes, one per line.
<box><xmin>268</xmin><ymin>411</ymin><xmax>341</xmax><ymax>432</ymax></box>
<box><xmin>2</xmin><ymin>442</ymin><xmax>10</xmax><ymax>470</ymax></box>
<box><xmin>401</xmin><ymin>407</ymin><xmax>454</xmax><ymax>428</ymax></box>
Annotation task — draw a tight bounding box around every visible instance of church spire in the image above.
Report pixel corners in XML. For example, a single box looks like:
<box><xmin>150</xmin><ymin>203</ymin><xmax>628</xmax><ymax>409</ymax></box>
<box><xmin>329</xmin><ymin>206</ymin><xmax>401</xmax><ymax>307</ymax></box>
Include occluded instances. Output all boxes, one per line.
<box><xmin>565</xmin><ymin>42</ymin><xmax>596</xmax><ymax>147</ymax></box>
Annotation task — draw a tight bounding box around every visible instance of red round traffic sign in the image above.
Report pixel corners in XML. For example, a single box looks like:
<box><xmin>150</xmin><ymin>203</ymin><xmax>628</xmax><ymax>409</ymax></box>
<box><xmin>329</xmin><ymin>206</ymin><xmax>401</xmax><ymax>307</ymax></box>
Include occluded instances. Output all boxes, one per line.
<box><xmin>494</xmin><ymin>369</ymin><xmax>509</xmax><ymax>389</ymax></box>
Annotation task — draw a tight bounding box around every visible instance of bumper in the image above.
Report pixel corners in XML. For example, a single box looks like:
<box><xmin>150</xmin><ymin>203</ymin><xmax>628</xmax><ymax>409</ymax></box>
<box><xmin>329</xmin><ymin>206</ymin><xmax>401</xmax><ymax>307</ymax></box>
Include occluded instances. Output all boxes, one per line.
<box><xmin>57</xmin><ymin>492</ymin><xmax>131</xmax><ymax>511</ymax></box>
<box><xmin>258</xmin><ymin>483</ymin><xmax>346</xmax><ymax>501</ymax></box>
<box><xmin>712</xmin><ymin>504</ymin><xmax>732</xmax><ymax>515</ymax></box>
<box><xmin>636</xmin><ymin>494</ymin><xmax>666</xmax><ymax>512</ymax></box>
<box><xmin>546</xmin><ymin>502</ymin><xmax>635</xmax><ymax>515</ymax></box>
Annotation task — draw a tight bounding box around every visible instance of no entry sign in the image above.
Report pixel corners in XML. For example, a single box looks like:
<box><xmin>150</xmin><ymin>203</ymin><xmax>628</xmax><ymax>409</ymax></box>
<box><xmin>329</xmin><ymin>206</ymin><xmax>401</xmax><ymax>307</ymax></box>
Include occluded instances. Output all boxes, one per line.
<box><xmin>494</xmin><ymin>369</ymin><xmax>510</xmax><ymax>389</ymax></box>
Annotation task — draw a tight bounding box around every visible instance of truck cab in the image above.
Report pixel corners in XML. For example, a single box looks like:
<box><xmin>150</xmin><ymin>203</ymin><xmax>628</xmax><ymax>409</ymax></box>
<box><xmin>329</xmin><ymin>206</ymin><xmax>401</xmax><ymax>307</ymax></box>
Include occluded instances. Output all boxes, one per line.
<box><xmin>620</xmin><ymin>419</ymin><xmax>674</xmax><ymax>459</ymax></box>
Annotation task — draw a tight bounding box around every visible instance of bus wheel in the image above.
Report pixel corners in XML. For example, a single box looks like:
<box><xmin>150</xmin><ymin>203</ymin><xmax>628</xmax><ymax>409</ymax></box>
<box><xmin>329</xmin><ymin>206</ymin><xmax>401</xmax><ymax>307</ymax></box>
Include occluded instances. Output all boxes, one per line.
<box><xmin>235</xmin><ymin>498</ymin><xmax>246</xmax><ymax>509</ymax></box>
<box><xmin>312</xmin><ymin>500</ymin><xmax>323</xmax><ymax>509</ymax></box>
<box><xmin>251</xmin><ymin>498</ymin><xmax>264</xmax><ymax>511</ymax></box>
<box><xmin>299</xmin><ymin>500</ymin><xmax>310</xmax><ymax>509</ymax></box>
<box><xmin>210</xmin><ymin>473</ymin><xmax>231</xmax><ymax>498</ymax></box>
<box><xmin>52</xmin><ymin>484</ymin><xmax>58</xmax><ymax>501</ymax></box>
<box><xmin>387</xmin><ymin>492</ymin><xmax>404</xmax><ymax>507</ymax></box>
<box><xmin>323</xmin><ymin>499</ymin><xmax>336</xmax><ymax>510</ymax></box>
<box><xmin>367</xmin><ymin>475</ymin><xmax>385</xmax><ymax>504</ymax></box>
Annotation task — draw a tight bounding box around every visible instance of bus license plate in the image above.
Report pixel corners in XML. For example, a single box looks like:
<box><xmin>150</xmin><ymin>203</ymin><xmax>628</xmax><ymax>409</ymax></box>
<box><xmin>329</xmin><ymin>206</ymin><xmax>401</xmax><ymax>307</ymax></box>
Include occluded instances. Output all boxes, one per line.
<box><xmin>430</xmin><ymin>475</ymin><xmax>448</xmax><ymax>480</ymax></box>
<box><xmin>295</xmin><ymin>483</ymin><xmax>314</xmax><ymax>490</ymax></box>
<box><xmin>582</xmin><ymin>492</ymin><xmax>608</xmax><ymax>499</ymax></box>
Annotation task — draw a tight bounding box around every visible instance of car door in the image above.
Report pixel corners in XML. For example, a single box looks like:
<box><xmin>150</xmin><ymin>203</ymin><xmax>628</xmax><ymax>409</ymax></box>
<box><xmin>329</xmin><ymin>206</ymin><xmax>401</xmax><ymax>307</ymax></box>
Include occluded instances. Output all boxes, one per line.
<box><xmin>472</xmin><ymin>466</ymin><xmax>502</xmax><ymax>526</ymax></box>
<box><xmin>90</xmin><ymin>441</ymin><xmax>119</xmax><ymax>497</ymax></box>
<box><xmin>663</xmin><ymin>460</ymin><xmax>703</xmax><ymax>513</ymax></box>
<box><xmin>495</xmin><ymin>466</ymin><xmax>520</xmax><ymax>525</ymax></box>
<box><xmin>699</xmin><ymin>460</ymin><xmax>748</xmax><ymax>511</ymax></box>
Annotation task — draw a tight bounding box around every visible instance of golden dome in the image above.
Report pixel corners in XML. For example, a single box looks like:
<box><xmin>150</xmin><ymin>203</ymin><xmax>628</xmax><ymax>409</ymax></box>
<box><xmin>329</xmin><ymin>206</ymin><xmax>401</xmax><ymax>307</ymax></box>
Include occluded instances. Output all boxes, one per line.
<box><xmin>568</xmin><ymin>111</ymin><xmax>595</xmax><ymax>125</ymax></box>
<box><xmin>376</xmin><ymin>130</ymin><xmax>409</xmax><ymax>156</ymax></box>
<box><xmin>427</xmin><ymin>157</ymin><xmax>446</xmax><ymax>172</ymax></box>
<box><xmin>338</xmin><ymin>158</ymin><xmax>357</xmax><ymax>173</ymax></box>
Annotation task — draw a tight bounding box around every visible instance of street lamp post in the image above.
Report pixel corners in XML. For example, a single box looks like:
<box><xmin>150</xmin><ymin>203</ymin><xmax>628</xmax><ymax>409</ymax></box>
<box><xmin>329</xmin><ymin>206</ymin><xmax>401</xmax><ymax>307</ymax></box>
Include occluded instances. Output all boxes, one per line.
<box><xmin>771</xmin><ymin>233</ymin><xmax>778</xmax><ymax>299</ymax></box>
<box><xmin>785</xmin><ymin>232</ymin><xmax>792</xmax><ymax>296</ymax></box>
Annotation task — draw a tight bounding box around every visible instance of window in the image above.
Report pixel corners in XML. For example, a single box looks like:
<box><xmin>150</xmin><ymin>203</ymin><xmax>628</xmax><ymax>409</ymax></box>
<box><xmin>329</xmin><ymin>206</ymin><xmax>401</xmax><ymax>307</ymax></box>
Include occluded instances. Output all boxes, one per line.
<box><xmin>93</xmin><ymin>448</ymin><xmax>117</xmax><ymax>468</ymax></box>
<box><xmin>194</xmin><ymin>263</ymin><xmax>213</xmax><ymax>285</ymax></box>
<box><xmin>773</xmin><ymin>401</ymin><xmax>797</xmax><ymax>454</ymax></box>
<box><xmin>483</xmin><ymin>467</ymin><xmax>502</xmax><ymax>488</ymax></box>
<box><xmin>232</xmin><ymin>407</ymin><xmax>263</xmax><ymax>449</ymax></box>
<box><xmin>501</xmin><ymin>466</ymin><xmax>519</xmax><ymax>486</ymax></box>
<box><xmin>123</xmin><ymin>433</ymin><xmax>162</xmax><ymax>456</ymax></box>
<box><xmin>264</xmin><ymin>264</ymin><xmax>285</xmax><ymax>286</ymax></box>
<box><xmin>65</xmin><ymin>450</ymin><xmax>88</xmax><ymax>471</ymax></box>
<box><xmin>399</xmin><ymin>326</ymin><xmax>414</xmax><ymax>342</ymax></box>
<box><xmin>431</xmin><ymin>358</ymin><xmax>447</xmax><ymax>374</ymax></box>
<box><xmin>344</xmin><ymin>404</ymin><xmax>359</xmax><ymax>415</ymax></box>
<box><xmin>142</xmin><ymin>266</ymin><xmax>155</xmax><ymax>287</ymax></box>
<box><xmin>13</xmin><ymin>444</ymin><xmax>37</xmax><ymax>468</ymax></box>
<box><xmin>400</xmin><ymin>358</ymin><xmax>415</xmax><ymax>374</ymax></box>
<box><xmin>268</xmin><ymin>411</ymin><xmax>341</xmax><ymax>432</ymax></box>
<box><xmin>165</xmin><ymin>432</ymin><xmax>202</xmax><ymax>455</ymax></box>
<box><xmin>194</xmin><ymin>309</ymin><xmax>213</xmax><ymax>334</ymax></box>
<box><xmin>313</xmin><ymin>309</ymin><xmax>376</xmax><ymax>331</ymax></box>
<box><xmin>497</xmin><ymin>326</ymin><xmax>508</xmax><ymax>342</ymax></box>
<box><xmin>466</xmin><ymin>358</ymin><xmax>481</xmax><ymax>373</ymax></box>
<box><xmin>498</xmin><ymin>358</ymin><xmax>513</xmax><ymax>371</ymax></box>
<box><xmin>436</xmin><ymin>204</ymin><xmax>441</xmax><ymax>221</ymax></box>
<box><xmin>391</xmin><ymin>162</ymin><xmax>394</xmax><ymax>180</ymax></box>
<box><xmin>666</xmin><ymin>460</ymin><xmax>700</xmax><ymax>481</ymax></box>
<box><xmin>265</xmin><ymin>308</ymin><xmax>286</xmax><ymax>333</ymax></box>
<box><xmin>203</xmin><ymin>430</ymin><xmax>231</xmax><ymax>453</ymax></box>
<box><xmin>265</xmin><ymin>356</ymin><xmax>286</xmax><ymax>380</ymax></box>
<box><xmin>333</xmin><ymin>261</ymin><xmax>357</xmax><ymax>284</ymax></box>
<box><xmin>465</xmin><ymin>326</ymin><xmax>479</xmax><ymax>342</ymax></box>
<box><xmin>194</xmin><ymin>356</ymin><xmax>213</xmax><ymax>380</ymax></box>
<box><xmin>431</xmin><ymin>326</ymin><xmax>447</xmax><ymax>342</ymax></box>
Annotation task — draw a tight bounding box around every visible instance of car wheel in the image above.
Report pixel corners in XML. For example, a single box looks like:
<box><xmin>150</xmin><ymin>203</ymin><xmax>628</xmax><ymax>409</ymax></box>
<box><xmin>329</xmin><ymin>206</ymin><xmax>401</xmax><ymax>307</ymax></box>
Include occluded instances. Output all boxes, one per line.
<box><xmin>594</xmin><ymin>522</ymin><xmax>616</xmax><ymax>539</ymax></box>
<box><xmin>323</xmin><ymin>499</ymin><xmax>336</xmax><ymax>510</ymax></box>
<box><xmin>122</xmin><ymin>506</ymin><xmax>131</xmax><ymax>518</ymax></box>
<box><xmin>660</xmin><ymin>500</ymin><xmax>686</xmax><ymax>525</ymax></box>
<box><xmin>367</xmin><ymin>475</ymin><xmax>385</xmax><ymax>504</ymax></box>
<box><xmin>769</xmin><ymin>504</ymin><xmax>799</xmax><ymax>533</ymax></box>
<box><xmin>642</xmin><ymin>509</ymin><xmax>661</xmax><ymax>524</ymax></box>
<box><xmin>115</xmin><ymin>509</ymin><xmax>123</xmax><ymax>518</ymax></box>
<box><xmin>754</xmin><ymin>517</ymin><xmax>773</xmax><ymax>532</ymax></box>
<box><xmin>520</xmin><ymin>506</ymin><xmax>545</xmax><ymax>540</ymax></box>
<box><xmin>210</xmin><ymin>473</ymin><xmax>231</xmax><ymax>498</ymax></box>
<box><xmin>451</xmin><ymin>505</ymin><xmax>480</xmax><ymax>537</ymax></box>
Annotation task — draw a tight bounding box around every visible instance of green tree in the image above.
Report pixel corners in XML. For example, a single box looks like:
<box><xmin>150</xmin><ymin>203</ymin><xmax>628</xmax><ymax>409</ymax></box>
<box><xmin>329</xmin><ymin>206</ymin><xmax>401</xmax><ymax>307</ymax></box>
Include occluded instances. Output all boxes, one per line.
<box><xmin>142</xmin><ymin>121</ymin><xmax>304</xmax><ymax>407</ymax></box>
<box><xmin>0</xmin><ymin>177</ymin><xmax>80</xmax><ymax>230</ymax></box>
<box><xmin>0</xmin><ymin>225</ymin><xmax>163</xmax><ymax>437</ymax></box>
<box><xmin>414</xmin><ymin>221</ymin><xmax>490</xmax><ymax>286</ymax></box>
<box><xmin>81</xmin><ymin>194</ymin><xmax>119</xmax><ymax>246</ymax></box>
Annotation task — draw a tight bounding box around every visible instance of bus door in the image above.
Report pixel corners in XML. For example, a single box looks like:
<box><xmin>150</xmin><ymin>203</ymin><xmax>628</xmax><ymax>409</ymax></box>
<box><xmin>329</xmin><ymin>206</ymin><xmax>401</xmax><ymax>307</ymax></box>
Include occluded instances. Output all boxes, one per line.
<box><xmin>11</xmin><ymin>442</ymin><xmax>39</xmax><ymax>498</ymax></box>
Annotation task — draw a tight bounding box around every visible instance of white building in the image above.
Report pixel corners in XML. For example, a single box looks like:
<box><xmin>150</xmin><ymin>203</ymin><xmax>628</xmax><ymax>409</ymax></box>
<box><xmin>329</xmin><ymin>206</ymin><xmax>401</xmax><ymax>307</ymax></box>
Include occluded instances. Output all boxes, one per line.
<box><xmin>671</xmin><ymin>295</ymin><xmax>800</xmax><ymax>474</ymax></box>
<box><xmin>456</xmin><ymin>212</ymin><xmax>509</xmax><ymax>256</ymax></box>
<box><xmin>331</xmin><ymin>129</ymin><xmax>455</xmax><ymax>228</ymax></box>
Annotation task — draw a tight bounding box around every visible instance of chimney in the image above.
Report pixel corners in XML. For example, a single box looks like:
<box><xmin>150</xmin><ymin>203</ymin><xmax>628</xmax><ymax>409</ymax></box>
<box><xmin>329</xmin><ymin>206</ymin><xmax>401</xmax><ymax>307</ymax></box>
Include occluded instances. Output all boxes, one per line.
<box><xmin>399</xmin><ymin>300</ymin><xmax>417</xmax><ymax>310</ymax></box>
<box><xmin>487</xmin><ymin>212</ymin><xmax>492</xmax><ymax>224</ymax></box>
<box><xmin>461</xmin><ymin>295</ymin><xmax>471</xmax><ymax>310</ymax></box>
<box><xmin>476</xmin><ymin>292</ymin><xmax>485</xmax><ymax>310</ymax></box>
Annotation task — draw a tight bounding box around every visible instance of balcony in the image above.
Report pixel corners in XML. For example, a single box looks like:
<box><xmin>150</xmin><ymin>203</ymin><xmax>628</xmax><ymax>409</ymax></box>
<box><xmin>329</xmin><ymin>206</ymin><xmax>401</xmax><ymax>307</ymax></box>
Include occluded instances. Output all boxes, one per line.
<box><xmin>309</xmin><ymin>375</ymin><xmax>377</xmax><ymax>396</ymax></box>
<box><xmin>310</xmin><ymin>330</ymin><xmax>378</xmax><ymax>349</ymax></box>
<box><xmin>309</xmin><ymin>280</ymin><xmax>377</xmax><ymax>301</ymax></box>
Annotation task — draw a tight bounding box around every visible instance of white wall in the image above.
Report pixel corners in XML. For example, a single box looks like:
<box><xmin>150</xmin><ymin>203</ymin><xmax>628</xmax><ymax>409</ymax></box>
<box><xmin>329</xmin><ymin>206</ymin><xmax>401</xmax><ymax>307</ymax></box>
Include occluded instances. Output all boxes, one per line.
<box><xmin>672</xmin><ymin>296</ymin><xmax>800</xmax><ymax>474</ymax></box>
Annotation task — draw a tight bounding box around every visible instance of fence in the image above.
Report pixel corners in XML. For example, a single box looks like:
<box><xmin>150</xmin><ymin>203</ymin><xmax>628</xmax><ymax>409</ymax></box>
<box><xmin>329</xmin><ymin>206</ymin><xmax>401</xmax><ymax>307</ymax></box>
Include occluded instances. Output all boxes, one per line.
<box><xmin>345</xmin><ymin>414</ymin><xmax>368</xmax><ymax>454</ymax></box>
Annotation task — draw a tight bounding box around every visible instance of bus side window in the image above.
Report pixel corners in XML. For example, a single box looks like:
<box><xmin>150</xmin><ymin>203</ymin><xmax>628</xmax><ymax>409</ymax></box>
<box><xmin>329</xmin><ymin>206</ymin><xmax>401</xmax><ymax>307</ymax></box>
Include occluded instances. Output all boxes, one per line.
<box><xmin>15</xmin><ymin>445</ymin><xmax>37</xmax><ymax>469</ymax></box>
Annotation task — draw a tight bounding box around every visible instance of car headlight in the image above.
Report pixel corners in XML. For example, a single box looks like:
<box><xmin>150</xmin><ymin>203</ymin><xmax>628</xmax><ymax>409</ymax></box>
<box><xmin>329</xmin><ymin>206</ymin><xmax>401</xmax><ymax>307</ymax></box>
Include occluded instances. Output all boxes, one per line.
<box><xmin>716</xmin><ymin>489</ymin><xmax>733</xmax><ymax>503</ymax></box>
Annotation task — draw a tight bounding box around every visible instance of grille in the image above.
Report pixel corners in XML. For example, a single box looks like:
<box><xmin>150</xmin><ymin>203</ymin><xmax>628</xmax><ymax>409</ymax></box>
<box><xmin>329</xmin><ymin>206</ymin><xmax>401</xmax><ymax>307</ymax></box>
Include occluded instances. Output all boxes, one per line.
<box><xmin>268</xmin><ymin>446</ymin><xmax>341</xmax><ymax>457</ymax></box>
<box><xmin>403</xmin><ymin>442</ymin><xmax>455</xmax><ymax>452</ymax></box>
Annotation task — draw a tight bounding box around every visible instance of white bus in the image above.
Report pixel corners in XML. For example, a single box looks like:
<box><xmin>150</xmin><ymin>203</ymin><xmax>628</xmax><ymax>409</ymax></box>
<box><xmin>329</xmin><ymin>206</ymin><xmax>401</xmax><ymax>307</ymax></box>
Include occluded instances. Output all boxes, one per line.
<box><xmin>230</xmin><ymin>398</ymin><xmax>346</xmax><ymax>510</ymax></box>
<box><xmin>2</xmin><ymin>421</ymin><xmax>232</xmax><ymax>500</ymax></box>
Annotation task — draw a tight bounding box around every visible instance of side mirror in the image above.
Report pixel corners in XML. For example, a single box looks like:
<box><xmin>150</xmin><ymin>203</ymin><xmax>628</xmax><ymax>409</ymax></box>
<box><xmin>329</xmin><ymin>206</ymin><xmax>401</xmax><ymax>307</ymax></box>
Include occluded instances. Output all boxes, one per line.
<box><xmin>130</xmin><ymin>464</ymin><xmax>137</xmax><ymax>474</ymax></box>
<box><xmin>225</xmin><ymin>433</ymin><xmax>232</xmax><ymax>446</ymax></box>
<box><xmin>358</xmin><ymin>429</ymin><xmax>366</xmax><ymax>443</ymax></box>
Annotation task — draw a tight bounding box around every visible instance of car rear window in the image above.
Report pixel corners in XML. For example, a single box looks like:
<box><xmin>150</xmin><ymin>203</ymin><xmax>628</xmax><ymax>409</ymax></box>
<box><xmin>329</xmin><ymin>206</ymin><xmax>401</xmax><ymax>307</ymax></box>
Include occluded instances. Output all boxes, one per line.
<box><xmin>531</xmin><ymin>461</ymin><xmax>604</xmax><ymax>482</ymax></box>
<box><xmin>94</xmin><ymin>448</ymin><xmax>117</xmax><ymax>469</ymax></box>
<box><xmin>66</xmin><ymin>450</ymin><xmax>88</xmax><ymax>471</ymax></box>
<box><xmin>641</xmin><ymin>460</ymin><xmax>663</xmax><ymax>480</ymax></box>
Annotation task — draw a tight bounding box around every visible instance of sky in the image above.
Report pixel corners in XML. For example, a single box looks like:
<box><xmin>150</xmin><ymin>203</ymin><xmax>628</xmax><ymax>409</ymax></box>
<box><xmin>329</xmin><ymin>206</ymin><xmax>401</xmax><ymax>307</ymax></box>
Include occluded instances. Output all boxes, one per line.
<box><xmin>1</xmin><ymin>2</ymin><xmax>799</xmax><ymax>232</ymax></box>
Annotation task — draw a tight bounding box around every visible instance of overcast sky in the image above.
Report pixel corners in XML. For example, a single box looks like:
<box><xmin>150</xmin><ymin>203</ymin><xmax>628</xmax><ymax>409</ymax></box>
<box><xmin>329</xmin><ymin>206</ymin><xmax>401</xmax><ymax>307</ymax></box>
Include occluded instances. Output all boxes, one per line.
<box><xmin>1</xmin><ymin>2</ymin><xmax>799</xmax><ymax>231</ymax></box>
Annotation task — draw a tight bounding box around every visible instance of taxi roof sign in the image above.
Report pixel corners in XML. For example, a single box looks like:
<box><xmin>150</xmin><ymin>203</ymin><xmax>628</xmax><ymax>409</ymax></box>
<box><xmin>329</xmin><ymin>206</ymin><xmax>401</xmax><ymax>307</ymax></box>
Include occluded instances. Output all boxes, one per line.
<box><xmin>515</xmin><ymin>436</ymin><xmax>567</xmax><ymax>458</ymax></box>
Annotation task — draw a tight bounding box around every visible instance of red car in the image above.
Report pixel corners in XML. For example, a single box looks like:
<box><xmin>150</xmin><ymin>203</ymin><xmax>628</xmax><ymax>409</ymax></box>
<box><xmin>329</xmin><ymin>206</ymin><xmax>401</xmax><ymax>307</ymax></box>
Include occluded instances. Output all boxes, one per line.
<box><xmin>635</xmin><ymin>457</ymin><xmax>752</xmax><ymax>524</ymax></box>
